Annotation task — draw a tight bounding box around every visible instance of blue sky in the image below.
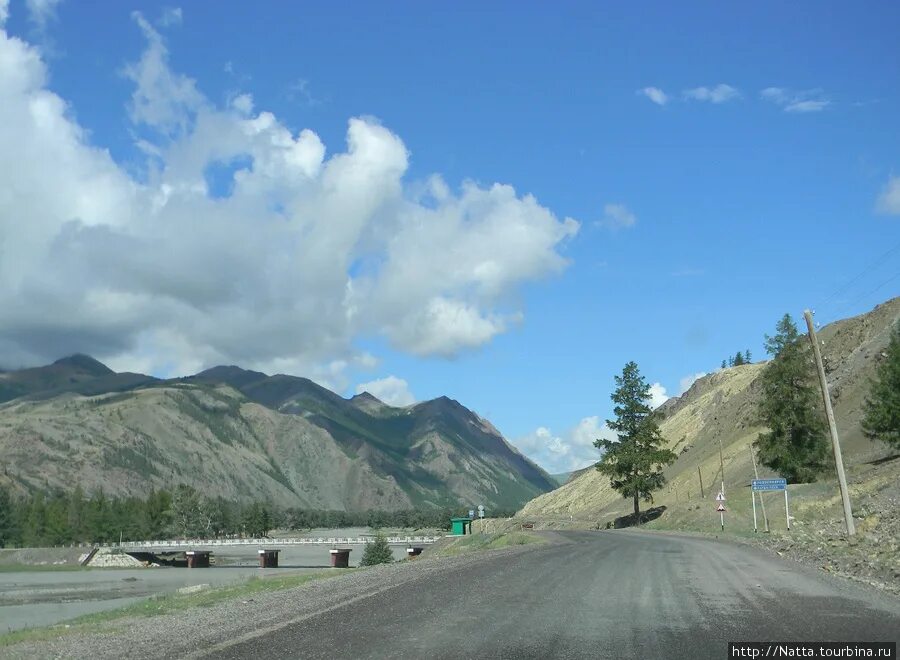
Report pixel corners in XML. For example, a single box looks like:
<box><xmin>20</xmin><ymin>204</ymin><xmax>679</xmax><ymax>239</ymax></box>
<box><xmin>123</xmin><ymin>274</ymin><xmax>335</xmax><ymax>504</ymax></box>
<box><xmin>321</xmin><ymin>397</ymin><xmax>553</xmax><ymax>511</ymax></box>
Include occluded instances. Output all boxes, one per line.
<box><xmin>1</xmin><ymin>1</ymin><xmax>898</xmax><ymax>473</ymax></box>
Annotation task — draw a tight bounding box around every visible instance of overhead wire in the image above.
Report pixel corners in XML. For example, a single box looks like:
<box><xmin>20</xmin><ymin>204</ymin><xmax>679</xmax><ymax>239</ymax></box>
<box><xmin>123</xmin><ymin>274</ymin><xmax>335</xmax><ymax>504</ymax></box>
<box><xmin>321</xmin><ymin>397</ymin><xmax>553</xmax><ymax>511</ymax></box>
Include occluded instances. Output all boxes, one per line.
<box><xmin>813</xmin><ymin>238</ymin><xmax>900</xmax><ymax>321</ymax></box>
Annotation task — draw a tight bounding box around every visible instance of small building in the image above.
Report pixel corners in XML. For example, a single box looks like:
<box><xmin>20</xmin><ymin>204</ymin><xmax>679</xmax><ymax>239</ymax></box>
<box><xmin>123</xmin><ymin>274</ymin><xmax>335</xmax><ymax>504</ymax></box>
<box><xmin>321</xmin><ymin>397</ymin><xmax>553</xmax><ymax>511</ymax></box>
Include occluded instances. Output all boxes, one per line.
<box><xmin>450</xmin><ymin>518</ymin><xmax>472</xmax><ymax>536</ymax></box>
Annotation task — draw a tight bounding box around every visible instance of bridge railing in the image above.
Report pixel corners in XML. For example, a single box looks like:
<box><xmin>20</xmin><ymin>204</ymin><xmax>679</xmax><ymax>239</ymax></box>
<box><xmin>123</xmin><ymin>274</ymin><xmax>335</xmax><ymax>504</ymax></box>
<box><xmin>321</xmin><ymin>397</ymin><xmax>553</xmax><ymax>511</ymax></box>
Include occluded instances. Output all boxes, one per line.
<box><xmin>113</xmin><ymin>536</ymin><xmax>438</xmax><ymax>549</ymax></box>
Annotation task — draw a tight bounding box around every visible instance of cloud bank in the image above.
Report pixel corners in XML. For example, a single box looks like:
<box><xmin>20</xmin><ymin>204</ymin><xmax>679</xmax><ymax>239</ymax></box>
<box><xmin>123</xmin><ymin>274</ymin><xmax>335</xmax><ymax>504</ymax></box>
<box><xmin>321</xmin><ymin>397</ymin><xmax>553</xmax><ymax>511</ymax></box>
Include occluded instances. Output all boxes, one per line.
<box><xmin>0</xmin><ymin>14</ymin><xmax>578</xmax><ymax>383</ymax></box>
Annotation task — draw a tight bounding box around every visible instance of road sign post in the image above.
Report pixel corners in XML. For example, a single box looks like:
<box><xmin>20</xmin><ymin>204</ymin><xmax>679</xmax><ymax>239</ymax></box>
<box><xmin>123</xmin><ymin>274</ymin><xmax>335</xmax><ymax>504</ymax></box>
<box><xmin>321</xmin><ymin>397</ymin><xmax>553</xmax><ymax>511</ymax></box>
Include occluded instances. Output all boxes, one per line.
<box><xmin>751</xmin><ymin>479</ymin><xmax>790</xmax><ymax>530</ymax></box>
<box><xmin>751</xmin><ymin>491</ymin><xmax>758</xmax><ymax>533</ymax></box>
<box><xmin>716</xmin><ymin>492</ymin><xmax>726</xmax><ymax>531</ymax></box>
<box><xmin>784</xmin><ymin>490</ymin><xmax>791</xmax><ymax>531</ymax></box>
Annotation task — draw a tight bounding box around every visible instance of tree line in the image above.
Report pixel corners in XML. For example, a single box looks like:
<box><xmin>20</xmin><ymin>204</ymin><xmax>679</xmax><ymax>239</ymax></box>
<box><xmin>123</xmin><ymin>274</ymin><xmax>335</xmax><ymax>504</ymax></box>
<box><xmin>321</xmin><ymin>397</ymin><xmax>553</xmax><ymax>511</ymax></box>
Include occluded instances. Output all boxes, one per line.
<box><xmin>0</xmin><ymin>483</ymin><xmax>507</xmax><ymax>548</ymax></box>
<box><xmin>721</xmin><ymin>350</ymin><xmax>752</xmax><ymax>369</ymax></box>
<box><xmin>593</xmin><ymin>317</ymin><xmax>900</xmax><ymax>522</ymax></box>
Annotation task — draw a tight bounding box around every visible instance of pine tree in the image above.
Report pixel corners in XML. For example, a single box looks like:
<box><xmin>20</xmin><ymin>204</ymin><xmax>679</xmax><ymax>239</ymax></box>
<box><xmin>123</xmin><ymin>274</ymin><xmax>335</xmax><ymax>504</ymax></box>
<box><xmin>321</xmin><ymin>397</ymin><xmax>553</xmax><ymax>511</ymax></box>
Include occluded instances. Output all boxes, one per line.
<box><xmin>360</xmin><ymin>532</ymin><xmax>394</xmax><ymax>565</ymax></box>
<box><xmin>745</xmin><ymin>349</ymin><xmax>752</xmax><ymax>363</ymax></box>
<box><xmin>721</xmin><ymin>359</ymin><xmax>727</xmax><ymax>369</ymax></box>
<box><xmin>594</xmin><ymin>361</ymin><xmax>677</xmax><ymax>523</ymax></box>
<box><xmin>755</xmin><ymin>314</ymin><xmax>828</xmax><ymax>482</ymax></box>
<box><xmin>861</xmin><ymin>322</ymin><xmax>900</xmax><ymax>450</ymax></box>
<box><xmin>733</xmin><ymin>351</ymin><xmax>745</xmax><ymax>366</ymax></box>
<box><xmin>728</xmin><ymin>355</ymin><xmax>735</xmax><ymax>367</ymax></box>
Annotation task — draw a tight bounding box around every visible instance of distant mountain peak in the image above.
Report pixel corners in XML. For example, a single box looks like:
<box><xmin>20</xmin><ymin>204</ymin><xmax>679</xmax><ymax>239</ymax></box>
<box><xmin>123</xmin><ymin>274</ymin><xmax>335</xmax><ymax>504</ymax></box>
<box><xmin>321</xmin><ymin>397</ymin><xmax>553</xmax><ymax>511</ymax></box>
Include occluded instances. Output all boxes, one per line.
<box><xmin>52</xmin><ymin>354</ymin><xmax>113</xmax><ymax>376</ymax></box>
<box><xmin>349</xmin><ymin>391</ymin><xmax>390</xmax><ymax>413</ymax></box>
<box><xmin>351</xmin><ymin>391</ymin><xmax>384</xmax><ymax>404</ymax></box>
<box><xmin>192</xmin><ymin>365</ymin><xmax>268</xmax><ymax>389</ymax></box>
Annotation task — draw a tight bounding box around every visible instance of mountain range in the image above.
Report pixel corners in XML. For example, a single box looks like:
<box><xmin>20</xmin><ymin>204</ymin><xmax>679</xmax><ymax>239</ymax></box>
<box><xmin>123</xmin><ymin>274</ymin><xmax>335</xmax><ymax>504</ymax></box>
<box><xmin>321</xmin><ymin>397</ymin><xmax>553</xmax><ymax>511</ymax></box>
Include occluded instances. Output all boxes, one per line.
<box><xmin>0</xmin><ymin>358</ymin><xmax>555</xmax><ymax>511</ymax></box>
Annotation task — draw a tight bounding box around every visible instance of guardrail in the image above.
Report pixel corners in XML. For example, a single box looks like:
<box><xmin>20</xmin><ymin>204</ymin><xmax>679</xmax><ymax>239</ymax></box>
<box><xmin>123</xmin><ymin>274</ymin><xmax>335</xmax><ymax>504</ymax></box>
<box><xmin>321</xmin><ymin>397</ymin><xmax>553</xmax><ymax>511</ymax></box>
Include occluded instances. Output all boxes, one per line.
<box><xmin>109</xmin><ymin>536</ymin><xmax>438</xmax><ymax>549</ymax></box>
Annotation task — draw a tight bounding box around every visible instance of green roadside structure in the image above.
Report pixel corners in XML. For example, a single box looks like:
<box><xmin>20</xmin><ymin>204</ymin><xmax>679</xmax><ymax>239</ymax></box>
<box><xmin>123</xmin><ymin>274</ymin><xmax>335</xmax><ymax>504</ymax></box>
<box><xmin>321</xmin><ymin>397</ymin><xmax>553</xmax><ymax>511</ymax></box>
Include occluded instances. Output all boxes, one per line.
<box><xmin>450</xmin><ymin>518</ymin><xmax>473</xmax><ymax>536</ymax></box>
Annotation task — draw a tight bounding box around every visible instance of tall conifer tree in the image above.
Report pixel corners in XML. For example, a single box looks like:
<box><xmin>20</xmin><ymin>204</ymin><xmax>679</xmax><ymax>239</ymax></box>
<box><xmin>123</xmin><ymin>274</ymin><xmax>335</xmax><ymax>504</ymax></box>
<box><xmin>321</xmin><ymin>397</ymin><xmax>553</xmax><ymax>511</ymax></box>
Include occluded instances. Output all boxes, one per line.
<box><xmin>755</xmin><ymin>314</ymin><xmax>827</xmax><ymax>482</ymax></box>
<box><xmin>861</xmin><ymin>322</ymin><xmax>900</xmax><ymax>449</ymax></box>
<box><xmin>595</xmin><ymin>362</ymin><xmax>676</xmax><ymax>522</ymax></box>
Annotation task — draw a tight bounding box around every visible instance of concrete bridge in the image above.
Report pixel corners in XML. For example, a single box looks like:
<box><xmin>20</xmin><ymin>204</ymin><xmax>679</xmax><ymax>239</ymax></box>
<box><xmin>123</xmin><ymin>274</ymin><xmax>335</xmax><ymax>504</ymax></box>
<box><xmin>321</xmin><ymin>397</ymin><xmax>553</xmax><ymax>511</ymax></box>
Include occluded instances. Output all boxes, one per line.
<box><xmin>111</xmin><ymin>536</ymin><xmax>439</xmax><ymax>552</ymax></box>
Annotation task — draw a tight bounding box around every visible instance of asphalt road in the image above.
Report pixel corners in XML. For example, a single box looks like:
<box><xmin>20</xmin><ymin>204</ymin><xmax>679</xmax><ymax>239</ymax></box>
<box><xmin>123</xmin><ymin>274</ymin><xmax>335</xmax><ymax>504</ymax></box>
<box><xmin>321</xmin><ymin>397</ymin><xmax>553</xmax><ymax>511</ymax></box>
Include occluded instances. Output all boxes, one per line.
<box><xmin>207</xmin><ymin>530</ymin><xmax>900</xmax><ymax>660</ymax></box>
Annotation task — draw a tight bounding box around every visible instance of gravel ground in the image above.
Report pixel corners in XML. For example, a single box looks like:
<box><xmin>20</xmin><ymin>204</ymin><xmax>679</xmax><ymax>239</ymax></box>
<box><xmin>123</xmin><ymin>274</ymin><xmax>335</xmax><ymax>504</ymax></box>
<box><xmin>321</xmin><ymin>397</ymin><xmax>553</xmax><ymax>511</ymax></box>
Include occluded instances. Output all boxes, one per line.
<box><xmin>1</xmin><ymin>542</ymin><xmax>549</xmax><ymax>660</ymax></box>
<box><xmin>750</xmin><ymin>496</ymin><xmax>900</xmax><ymax>595</ymax></box>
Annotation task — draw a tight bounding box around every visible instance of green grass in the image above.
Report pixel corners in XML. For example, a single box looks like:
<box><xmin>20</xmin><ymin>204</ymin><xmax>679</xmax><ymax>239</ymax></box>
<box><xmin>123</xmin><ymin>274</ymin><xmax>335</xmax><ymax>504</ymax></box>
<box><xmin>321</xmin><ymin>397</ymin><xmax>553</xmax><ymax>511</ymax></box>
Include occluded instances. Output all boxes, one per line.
<box><xmin>0</xmin><ymin>569</ymin><xmax>350</xmax><ymax>648</ymax></box>
<box><xmin>431</xmin><ymin>531</ymin><xmax>545</xmax><ymax>557</ymax></box>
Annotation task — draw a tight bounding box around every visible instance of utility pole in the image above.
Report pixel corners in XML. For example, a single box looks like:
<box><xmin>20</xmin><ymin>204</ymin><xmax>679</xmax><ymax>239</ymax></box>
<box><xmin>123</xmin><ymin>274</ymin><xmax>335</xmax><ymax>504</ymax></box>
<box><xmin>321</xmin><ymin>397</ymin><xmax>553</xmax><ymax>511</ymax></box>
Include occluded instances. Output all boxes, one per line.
<box><xmin>749</xmin><ymin>444</ymin><xmax>769</xmax><ymax>532</ymax></box>
<box><xmin>717</xmin><ymin>437</ymin><xmax>726</xmax><ymax>497</ymax></box>
<box><xmin>698</xmin><ymin>466</ymin><xmax>705</xmax><ymax>499</ymax></box>
<box><xmin>803</xmin><ymin>310</ymin><xmax>855</xmax><ymax>536</ymax></box>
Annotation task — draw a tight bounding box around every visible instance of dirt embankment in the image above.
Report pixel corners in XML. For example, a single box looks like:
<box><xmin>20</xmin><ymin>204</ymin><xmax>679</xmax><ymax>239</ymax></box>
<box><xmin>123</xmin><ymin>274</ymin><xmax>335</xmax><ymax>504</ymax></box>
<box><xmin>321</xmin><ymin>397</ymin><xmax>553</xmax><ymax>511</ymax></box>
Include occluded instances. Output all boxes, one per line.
<box><xmin>0</xmin><ymin>547</ymin><xmax>90</xmax><ymax>567</ymax></box>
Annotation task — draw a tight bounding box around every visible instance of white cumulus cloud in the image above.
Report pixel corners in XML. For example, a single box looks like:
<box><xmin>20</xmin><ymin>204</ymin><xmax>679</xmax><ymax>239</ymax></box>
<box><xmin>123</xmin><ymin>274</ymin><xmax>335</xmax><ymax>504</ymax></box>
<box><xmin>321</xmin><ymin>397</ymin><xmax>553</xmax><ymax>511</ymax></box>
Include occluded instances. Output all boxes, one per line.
<box><xmin>158</xmin><ymin>7</ymin><xmax>183</xmax><ymax>27</ymax></box>
<box><xmin>354</xmin><ymin>375</ymin><xmax>416</xmax><ymax>407</ymax></box>
<box><xmin>598</xmin><ymin>203</ymin><xmax>637</xmax><ymax>229</ymax></box>
<box><xmin>639</xmin><ymin>87</ymin><xmax>668</xmax><ymax>106</ymax></box>
<box><xmin>0</xmin><ymin>15</ymin><xmax>579</xmax><ymax>378</ymax></box>
<box><xmin>682</xmin><ymin>84</ymin><xmax>740</xmax><ymax>103</ymax></box>
<box><xmin>649</xmin><ymin>383</ymin><xmax>670</xmax><ymax>409</ymax></box>
<box><xmin>25</xmin><ymin>0</ymin><xmax>62</xmax><ymax>30</ymax></box>
<box><xmin>875</xmin><ymin>175</ymin><xmax>900</xmax><ymax>215</ymax></box>
<box><xmin>678</xmin><ymin>372</ymin><xmax>707</xmax><ymax>395</ymax></box>
<box><xmin>514</xmin><ymin>416</ymin><xmax>614</xmax><ymax>474</ymax></box>
<box><xmin>760</xmin><ymin>87</ymin><xmax>830</xmax><ymax>113</ymax></box>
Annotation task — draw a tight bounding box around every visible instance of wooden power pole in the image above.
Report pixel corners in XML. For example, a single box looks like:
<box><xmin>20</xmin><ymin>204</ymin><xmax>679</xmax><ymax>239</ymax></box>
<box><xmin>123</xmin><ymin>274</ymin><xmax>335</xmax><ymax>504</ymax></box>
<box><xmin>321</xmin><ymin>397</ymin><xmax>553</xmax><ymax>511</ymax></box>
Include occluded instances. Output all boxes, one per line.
<box><xmin>803</xmin><ymin>310</ymin><xmax>855</xmax><ymax>536</ymax></box>
<box><xmin>717</xmin><ymin>437</ymin><xmax>725</xmax><ymax>497</ymax></box>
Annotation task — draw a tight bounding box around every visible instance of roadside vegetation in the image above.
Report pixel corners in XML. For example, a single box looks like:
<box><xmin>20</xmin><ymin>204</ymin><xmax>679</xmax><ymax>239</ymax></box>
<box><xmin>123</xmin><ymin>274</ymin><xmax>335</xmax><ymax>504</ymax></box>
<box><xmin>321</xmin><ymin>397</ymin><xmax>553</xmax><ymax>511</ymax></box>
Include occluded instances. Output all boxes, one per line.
<box><xmin>360</xmin><ymin>533</ymin><xmax>394</xmax><ymax>565</ymax></box>
<box><xmin>430</xmin><ymin>531</ymin><xmax>545</xmax><ymax>557</ymax></box>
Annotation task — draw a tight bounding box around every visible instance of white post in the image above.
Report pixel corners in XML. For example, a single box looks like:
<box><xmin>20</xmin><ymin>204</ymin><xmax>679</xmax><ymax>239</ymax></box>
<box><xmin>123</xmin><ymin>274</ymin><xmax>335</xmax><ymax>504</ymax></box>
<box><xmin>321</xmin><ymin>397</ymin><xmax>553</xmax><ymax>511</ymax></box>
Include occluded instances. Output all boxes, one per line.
<box><xmin>720</xmin><ymin>511</ymin><xmax>724</xmax><ymax>531</ymax></box>
<box><xmin>784</xmin><ymin>488</ymin><xmax>791</xmax><ymax>531</ymax></box>
<box><xmin>752</xmin><ymin>491</ymin><xmax>758</xmax><ymax>533</ymax></box>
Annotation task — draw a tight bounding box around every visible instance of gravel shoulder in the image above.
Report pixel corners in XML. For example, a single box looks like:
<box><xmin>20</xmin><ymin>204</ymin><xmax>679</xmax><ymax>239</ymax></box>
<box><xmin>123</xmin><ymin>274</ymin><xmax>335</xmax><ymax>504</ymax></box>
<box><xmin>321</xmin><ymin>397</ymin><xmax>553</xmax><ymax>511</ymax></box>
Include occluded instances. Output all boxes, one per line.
<box><xmin>0</xmin><ymin>540</ymin><xmax>547</xmax><ymax>660</ymax></box>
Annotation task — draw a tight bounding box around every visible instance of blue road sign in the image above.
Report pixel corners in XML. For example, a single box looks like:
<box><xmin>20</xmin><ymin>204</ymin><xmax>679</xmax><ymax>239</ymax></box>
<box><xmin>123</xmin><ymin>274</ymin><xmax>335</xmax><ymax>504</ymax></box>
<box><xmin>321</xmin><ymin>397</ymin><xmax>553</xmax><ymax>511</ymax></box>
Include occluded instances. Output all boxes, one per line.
<box><xmin>752</xmin><ymin>478</ymin><xmax>787</xmax><ymax>491</ymax></box>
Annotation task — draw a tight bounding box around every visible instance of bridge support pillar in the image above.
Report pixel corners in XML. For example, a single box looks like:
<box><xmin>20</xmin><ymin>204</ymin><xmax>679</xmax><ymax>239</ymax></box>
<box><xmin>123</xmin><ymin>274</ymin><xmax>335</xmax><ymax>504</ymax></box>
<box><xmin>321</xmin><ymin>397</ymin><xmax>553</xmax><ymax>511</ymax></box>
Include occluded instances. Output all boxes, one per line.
<box><xmin>330</xmin><ymin>548</ymin><xmax>351</xmax><ymax>568</ymax></box>
<box><xmin>186</xmin><ymin>550</ymin><xmax>211</xmax><ymax>568</ymax></box>
<box><xmin>258</xmin><ymin>549</ymin><xmax>280</xmax><ymax>568</ymax></box>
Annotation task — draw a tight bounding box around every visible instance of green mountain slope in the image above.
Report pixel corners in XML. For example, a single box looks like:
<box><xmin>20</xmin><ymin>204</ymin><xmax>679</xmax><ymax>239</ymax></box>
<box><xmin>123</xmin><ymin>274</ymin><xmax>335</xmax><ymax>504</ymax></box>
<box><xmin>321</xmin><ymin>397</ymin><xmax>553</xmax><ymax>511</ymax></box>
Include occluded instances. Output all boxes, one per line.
<box><xmin>0</xmin><ymin>361</ymin><xmax>555</xmax><ymax>511</ymax></box>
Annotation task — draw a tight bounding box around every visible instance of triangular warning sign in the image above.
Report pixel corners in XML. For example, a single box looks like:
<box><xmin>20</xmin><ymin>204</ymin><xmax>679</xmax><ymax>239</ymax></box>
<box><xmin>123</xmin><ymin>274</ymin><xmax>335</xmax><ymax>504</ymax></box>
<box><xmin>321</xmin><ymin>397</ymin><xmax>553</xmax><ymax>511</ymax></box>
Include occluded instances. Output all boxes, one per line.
<box><xmin>716</xmin><ymin>503</ymin><xmax>726</xmax><ymax>512</ymax></box>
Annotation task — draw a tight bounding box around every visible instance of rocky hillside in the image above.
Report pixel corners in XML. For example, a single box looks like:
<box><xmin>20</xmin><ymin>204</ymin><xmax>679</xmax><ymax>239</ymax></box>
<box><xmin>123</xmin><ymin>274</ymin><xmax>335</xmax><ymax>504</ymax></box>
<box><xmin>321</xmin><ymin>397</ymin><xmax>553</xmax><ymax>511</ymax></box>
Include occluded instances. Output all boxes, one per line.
<box><xmin>0</xmin><ymin>363</ymin><xmax>555</xmax><ymax>511</ymax></box>
<box><xmin>520</xmin><ymin>297</ymin><xmax>900</xmax><ymax>522</ymax></box>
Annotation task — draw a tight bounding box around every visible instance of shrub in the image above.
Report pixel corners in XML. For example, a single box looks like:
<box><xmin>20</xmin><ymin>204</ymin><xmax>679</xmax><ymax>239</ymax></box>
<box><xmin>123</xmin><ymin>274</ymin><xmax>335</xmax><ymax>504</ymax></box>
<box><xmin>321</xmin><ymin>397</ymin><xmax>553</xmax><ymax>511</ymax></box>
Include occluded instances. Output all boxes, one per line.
<box><xmin>360</xmin><ymin>533</ymin><xmax>394</xmax><ymax>566</ymax></box>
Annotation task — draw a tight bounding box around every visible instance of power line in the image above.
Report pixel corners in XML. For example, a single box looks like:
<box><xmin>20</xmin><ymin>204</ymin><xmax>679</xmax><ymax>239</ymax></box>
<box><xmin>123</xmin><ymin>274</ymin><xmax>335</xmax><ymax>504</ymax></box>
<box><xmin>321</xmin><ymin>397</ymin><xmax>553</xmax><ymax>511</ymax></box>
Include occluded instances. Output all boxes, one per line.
<box><xmin>826</xmin><ymin>269</ymin><xmax>900</xmax><ymax>321</ymax></box>
<box><xmin>818</xmin><ymin>239</ymin><xmax>900</xmax><ymax>310</ymax></box>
